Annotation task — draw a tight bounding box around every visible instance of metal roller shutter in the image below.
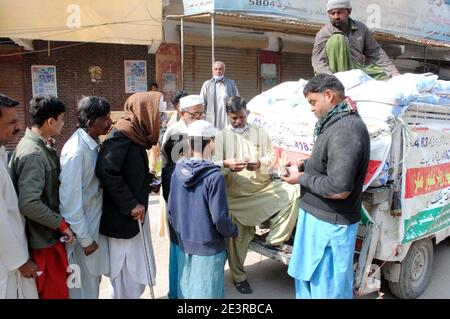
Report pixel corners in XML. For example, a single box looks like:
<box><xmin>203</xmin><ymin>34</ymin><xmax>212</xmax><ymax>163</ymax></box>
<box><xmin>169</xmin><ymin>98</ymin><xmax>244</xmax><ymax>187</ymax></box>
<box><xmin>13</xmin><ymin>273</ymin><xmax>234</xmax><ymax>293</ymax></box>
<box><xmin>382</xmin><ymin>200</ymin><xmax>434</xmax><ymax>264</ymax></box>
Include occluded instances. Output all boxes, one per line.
<box><xmin>184</xmin><ymin>46</ymin><xmax>259</xmax><ymax>102</ymax></box>
<box><xmin>280</xmin><ymin>53</ymin><xmax>315</xmax><ymax>82</ymax></box>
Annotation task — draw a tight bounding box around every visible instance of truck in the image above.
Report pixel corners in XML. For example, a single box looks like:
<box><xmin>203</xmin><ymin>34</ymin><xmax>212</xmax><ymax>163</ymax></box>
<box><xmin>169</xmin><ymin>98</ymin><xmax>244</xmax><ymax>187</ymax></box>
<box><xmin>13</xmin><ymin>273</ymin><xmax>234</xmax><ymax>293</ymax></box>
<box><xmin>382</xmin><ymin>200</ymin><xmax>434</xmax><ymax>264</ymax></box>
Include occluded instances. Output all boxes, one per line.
<box><xmin>247</xmin><ymin>97</ymin><xmax>450</xmax><ymax>299</ymax></box>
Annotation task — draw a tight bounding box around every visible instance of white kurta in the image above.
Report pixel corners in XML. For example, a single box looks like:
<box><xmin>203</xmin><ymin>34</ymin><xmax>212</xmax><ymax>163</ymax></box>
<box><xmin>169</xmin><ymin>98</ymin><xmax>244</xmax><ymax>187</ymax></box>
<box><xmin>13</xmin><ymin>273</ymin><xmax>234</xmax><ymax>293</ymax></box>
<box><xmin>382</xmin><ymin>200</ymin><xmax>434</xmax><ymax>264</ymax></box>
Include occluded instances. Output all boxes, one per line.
<box><xmin>59</xmin><ymin>129</ymin><xmax>110</xmax><ymax>298</ymax></box>
<box><xmin>108</xmin><ymin>214</ymin><xmax>156</xmax><ymax>299</ymax></box>
<box><xmin>159</xmin><ymin>119</ymin><xmax>189</xmax><ymax>238</ymax></box>
<box><xmin>161</xmin><ymin>119</ymin><xmax>188</xmax><ymax>154</ymax></box>
<box><xmin>0</xmin><ymin>146</ymin><xmax>38</xmax><ymax>299</ymax></box>
<box><xmin>200</xmin><ymin>79</ymin><xmax>240</xmax><ymax>130</ymax></box>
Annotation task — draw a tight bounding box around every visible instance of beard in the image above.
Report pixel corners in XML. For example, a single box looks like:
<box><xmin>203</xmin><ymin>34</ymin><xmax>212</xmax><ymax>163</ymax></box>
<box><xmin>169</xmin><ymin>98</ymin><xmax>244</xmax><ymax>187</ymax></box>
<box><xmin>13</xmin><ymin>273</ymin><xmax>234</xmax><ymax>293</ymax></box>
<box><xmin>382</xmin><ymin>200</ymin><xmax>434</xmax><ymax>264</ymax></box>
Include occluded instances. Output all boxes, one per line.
<box><xmin>332</xmin><ymin>19</ymin><xmax>343</xmax><ymax>28</ymax></box>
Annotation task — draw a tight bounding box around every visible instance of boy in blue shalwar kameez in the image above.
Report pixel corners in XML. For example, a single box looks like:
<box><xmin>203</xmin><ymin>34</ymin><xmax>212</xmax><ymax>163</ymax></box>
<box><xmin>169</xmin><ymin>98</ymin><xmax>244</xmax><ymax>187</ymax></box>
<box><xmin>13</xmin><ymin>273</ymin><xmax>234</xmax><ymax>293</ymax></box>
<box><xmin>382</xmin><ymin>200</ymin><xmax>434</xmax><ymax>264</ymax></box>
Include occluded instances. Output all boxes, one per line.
<box><xmin>168</xmin><ymin>119</ymin><xmax>238</xmax><ymax>299</ymax></box>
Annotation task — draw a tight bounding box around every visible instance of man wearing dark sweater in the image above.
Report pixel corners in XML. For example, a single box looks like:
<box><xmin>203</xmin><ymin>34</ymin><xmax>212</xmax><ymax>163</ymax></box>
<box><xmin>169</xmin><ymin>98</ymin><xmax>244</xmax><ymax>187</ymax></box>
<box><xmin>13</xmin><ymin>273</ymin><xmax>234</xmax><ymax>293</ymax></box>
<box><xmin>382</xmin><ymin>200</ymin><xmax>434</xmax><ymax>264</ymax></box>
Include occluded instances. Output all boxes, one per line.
<box><xmin>282</xmin><ymin>74</ymin><xmax>370</xmax><ymax>299</ymax></box>
<box><xmin>168</xmin><ymin>120</ymin><xmax>238</xmax><ymax>299</ymax></box>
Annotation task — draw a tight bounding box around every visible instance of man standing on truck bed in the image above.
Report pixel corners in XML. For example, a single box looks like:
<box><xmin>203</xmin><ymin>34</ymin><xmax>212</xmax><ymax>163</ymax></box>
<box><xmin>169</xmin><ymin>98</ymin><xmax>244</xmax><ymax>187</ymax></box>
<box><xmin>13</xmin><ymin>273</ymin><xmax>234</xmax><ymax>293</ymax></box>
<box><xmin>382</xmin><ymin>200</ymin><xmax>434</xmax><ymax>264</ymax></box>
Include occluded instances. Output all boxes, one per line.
<box><xmin>312</xmin><ymin>0</ymin><xmax>400</xmax><ymax>80</ymax></box>
<box><xmin>282</xmin><ymin>74</ymin><xmax>370</xmax><ymax>299</ymax></box>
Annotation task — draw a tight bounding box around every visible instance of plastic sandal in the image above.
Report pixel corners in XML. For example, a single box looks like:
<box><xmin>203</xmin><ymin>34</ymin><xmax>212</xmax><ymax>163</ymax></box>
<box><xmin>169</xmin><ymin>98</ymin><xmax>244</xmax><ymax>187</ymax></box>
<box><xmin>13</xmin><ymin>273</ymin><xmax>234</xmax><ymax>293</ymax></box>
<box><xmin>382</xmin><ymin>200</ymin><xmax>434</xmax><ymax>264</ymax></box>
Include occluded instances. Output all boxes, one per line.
<box><xmin>234</xmin><ymin>280</ymin><xmax>253</xmax><ymax>294</ymax></box>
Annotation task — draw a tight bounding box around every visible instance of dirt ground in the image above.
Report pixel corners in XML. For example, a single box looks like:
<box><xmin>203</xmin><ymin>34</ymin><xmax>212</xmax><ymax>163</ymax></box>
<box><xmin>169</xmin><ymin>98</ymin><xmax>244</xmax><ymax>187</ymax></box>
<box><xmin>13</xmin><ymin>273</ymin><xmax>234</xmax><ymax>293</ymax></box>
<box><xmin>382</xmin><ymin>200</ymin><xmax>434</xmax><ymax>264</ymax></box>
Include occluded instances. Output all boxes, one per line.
<box><xmin>99</xmin><ymin>194</ymin><xmax>450</xmax><ymax>299</ymax></box>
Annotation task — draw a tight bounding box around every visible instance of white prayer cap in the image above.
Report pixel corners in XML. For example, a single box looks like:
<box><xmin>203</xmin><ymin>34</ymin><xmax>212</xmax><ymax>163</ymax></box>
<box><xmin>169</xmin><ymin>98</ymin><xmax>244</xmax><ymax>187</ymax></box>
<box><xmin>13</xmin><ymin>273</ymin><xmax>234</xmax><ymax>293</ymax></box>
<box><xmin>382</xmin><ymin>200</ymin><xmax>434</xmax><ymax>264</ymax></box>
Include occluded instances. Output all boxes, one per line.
<box><xmin>180</xmin><ymin>95</ymin><xmax>204</xmax><ymax>111</ymax></box>
<box><xmin>188</xmin><ymin>120</ymin><xmax>217</xmax><ymax>138</ymax></box>
<box><xmin>327</xmin><ymin>0</ymin><xmax>352</xmax><ymax>11</ymax></box>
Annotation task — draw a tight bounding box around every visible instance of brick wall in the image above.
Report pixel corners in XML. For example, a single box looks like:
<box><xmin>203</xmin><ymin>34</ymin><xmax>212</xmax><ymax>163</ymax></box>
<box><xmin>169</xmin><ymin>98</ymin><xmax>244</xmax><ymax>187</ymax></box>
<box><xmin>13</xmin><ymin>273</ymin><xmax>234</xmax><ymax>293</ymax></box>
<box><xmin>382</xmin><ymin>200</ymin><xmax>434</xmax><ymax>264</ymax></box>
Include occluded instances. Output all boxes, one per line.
<box><xmin>0</xmin><ymin>44</ymin><xmax>26</xmax><ymax>151</ymax></box>
<box><xmin>22</xmin><ymin>40</ymin><xmax>156</xmax><ymax>151</ymax></box>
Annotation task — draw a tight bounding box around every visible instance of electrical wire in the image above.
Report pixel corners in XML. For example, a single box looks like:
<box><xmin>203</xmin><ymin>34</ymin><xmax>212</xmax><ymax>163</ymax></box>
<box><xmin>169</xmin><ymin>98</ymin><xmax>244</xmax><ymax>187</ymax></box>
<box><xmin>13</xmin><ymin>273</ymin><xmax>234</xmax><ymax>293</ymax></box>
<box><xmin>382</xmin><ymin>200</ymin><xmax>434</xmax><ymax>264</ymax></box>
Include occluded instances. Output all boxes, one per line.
<box><xmin>0</xmin><ymin>34</ymin><xmax>159</xmax><ymax>57</ymax></box>
<box><xmin>2</xmin><ymin>18</ymin><xmax>159</xmax><ymax>37</ymax></box>
<box><xmin>0</xmin><ymin>1</ymin><xmax>166</xmax><ymax>56</ymax></box>
<box><xmin>0</xmin><ymin>19</ymin><xmax>162</xmax><ymax>57</ymax></box>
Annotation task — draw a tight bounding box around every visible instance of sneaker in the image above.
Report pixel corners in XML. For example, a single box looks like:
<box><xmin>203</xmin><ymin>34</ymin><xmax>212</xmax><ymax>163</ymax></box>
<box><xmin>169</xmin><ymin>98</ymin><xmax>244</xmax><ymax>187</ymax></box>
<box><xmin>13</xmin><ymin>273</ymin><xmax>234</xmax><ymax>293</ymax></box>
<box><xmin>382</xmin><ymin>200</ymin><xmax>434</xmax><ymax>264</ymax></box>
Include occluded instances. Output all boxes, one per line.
<box><xmin>234</xmin><ymin>280</ymin><xmax>253</xmax><ymax>294</ymax></box>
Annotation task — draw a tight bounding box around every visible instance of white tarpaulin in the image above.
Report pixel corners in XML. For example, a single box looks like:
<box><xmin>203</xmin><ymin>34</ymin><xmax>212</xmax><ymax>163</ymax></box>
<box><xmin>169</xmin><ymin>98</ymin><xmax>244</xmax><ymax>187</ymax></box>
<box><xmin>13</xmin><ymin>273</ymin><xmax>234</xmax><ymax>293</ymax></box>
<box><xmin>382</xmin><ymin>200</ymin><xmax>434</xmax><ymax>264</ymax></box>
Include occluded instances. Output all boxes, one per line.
<box><xmin>247</xmin><ymin>73</ymin><xmax>392</xmax><ymax>190</ymax></box>
<box><xmin>0</xmin><ymin>0</ymin><xmax>162</xmax><ymax>46</ymax></box>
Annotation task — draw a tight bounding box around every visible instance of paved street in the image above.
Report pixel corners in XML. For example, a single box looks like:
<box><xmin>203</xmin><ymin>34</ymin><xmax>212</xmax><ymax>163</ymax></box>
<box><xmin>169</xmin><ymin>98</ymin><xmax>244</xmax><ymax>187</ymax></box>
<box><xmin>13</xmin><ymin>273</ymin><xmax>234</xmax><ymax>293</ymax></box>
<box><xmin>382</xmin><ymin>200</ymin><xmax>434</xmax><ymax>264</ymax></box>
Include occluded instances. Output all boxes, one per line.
<box><xmin>99</xmin><ymin>194</ymin><xmax>450</xmax><ymax>299</ymax></box>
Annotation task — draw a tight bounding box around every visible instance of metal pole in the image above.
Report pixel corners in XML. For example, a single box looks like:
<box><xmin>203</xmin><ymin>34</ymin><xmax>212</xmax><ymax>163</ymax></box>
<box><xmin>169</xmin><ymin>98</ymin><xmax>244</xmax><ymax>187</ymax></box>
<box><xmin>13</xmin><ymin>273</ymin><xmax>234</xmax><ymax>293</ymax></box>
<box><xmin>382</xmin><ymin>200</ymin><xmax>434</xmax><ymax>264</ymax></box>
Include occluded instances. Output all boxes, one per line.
<box><xmin>211</xmin><ymin>13</ymin><xmax>215</xmax><ymax>66</ymax></box>
<box><xmin>138</xmin><ymin>220</ymin><xmax>155</xmax><ymax>299</ymax></box>
<box><xmin>423</xmin><ymin>45</ymin><xmax>428</xmax><ymax>73</ymax></box>
<box><xmin>180</xmin><ymin>18</ymin><xmax>184</xmax><ymax>91</ymax></box>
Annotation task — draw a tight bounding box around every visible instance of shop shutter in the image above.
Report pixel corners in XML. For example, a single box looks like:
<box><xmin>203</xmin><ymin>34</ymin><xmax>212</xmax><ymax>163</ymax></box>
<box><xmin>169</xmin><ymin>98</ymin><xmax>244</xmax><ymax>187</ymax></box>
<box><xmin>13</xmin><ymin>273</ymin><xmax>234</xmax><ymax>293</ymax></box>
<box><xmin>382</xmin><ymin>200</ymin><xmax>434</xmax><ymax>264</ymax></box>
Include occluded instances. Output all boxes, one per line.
<box><xmin>184</xmin><ymin>46</ymin><xmax>259</xmax><ymax>102</ymax></box>
<box><xmin>280</xmin><ymin>52</ymin><xmax>315</xmax><ymax>82</ymax></box>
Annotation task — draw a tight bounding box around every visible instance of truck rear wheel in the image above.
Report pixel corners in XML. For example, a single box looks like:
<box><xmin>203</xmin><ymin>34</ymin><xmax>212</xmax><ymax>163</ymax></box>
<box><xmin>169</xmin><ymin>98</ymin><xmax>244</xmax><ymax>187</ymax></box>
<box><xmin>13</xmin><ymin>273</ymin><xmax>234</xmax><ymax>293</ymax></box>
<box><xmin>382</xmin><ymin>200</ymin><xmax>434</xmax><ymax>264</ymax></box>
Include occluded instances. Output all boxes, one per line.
<box><xmin>388</xmin><ymin>238</ymin><xmax>433</xmax><ymax>299</ymax></box>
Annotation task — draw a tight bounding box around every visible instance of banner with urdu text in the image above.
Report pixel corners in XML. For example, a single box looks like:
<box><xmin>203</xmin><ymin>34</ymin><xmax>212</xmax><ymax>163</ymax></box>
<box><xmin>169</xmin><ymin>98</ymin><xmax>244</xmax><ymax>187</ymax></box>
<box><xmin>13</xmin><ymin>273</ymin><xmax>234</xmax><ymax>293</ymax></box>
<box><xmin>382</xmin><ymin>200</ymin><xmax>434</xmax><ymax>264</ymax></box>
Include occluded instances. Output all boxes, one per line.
<box><xmin>401</xmin><ymin>123</ymin><xmax>450</xmax><ymax>244</ymax></box>
<box><xmin>183</xmin><ymin>0</ymin><xmax>450</xmax><ymax>44</ymax></box>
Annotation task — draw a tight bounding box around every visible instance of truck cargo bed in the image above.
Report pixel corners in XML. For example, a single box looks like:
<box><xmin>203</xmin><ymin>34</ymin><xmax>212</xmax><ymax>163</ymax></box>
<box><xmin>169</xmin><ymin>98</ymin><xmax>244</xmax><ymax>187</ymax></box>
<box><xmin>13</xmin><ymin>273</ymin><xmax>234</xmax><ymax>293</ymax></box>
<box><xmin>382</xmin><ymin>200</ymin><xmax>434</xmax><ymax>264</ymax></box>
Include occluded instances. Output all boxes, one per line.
<box><xmin>248</xmin><ymin>234</ymin><xmax>292</xmax><ymax>265</ymax></box>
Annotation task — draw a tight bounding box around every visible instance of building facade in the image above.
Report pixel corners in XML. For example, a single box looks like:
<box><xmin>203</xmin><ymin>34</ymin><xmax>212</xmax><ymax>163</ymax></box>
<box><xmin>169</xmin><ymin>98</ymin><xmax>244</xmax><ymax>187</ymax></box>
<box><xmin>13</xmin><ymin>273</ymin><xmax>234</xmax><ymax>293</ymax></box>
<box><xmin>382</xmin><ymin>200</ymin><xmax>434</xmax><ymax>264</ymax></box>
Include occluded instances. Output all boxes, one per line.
<box><xmin>0</xmin><ymin>41</ymin><xmax>156</xmax><ymax>151</ymax></box>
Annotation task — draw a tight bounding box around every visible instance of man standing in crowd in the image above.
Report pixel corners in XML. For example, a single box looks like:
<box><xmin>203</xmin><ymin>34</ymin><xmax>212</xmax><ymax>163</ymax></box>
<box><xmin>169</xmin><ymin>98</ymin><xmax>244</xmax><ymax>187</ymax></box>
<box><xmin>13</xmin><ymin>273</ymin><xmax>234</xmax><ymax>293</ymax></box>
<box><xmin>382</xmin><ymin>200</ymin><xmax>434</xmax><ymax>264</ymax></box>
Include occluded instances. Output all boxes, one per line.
<box><xmin>200</xmin><ymin>61</ymin><xmax>240</xmax><ymax>130</ymax></box>
<box><xmin>96</xmin><ymin>92</ymin><xmax>162</xmax><ymax>299</ymax></box>
<box><xmin>312</xmin><ymin>0</ymin><xmax>400</xmax><ymax>80</ymax></box>
<box><xmin>9</xmin><ymin>96</ymin><xmax>74</xmax><ymax>299</ymax></box>
<box><xmin>59</xmin><ymin>97</ymin><xmax>112</xmax><ymax>298</ymax></box>
<box><xmin>156</xmin><ymin>91</ymin><xmax>190</xmax><ymax>241</ymax></box>
<box><xmin>161</xmin><ymin>95</ymin><xmax>205</xmax><ymax>168</ymax></box>
<box><xmin>159</xmin><ymin>95</ymin><xmax>205</xmax><ymax>237</ymax></box>
<box><xmin>214</xmin><ymin>96</ymin><xmax>300</xmax><ymax>294</ymax></box>
<box><xmin>282</xmin><ymin>74</ymin><xmax>370</xmax><ymax>298</ymax></box>
<box><xmin>0</xmin><ymin>94</ymin><xmax>38</xmax><ymax>299</ymax></box>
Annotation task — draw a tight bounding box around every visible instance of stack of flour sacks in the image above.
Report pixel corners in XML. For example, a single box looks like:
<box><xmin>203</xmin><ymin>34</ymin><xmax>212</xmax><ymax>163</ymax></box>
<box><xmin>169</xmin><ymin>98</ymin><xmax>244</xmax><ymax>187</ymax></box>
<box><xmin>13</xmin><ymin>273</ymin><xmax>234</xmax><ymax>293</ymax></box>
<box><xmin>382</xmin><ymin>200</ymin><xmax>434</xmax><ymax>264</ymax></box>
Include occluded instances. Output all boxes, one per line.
<box><xmin>338</xmin><ymin>70</ymin><xmax>450</xmax><ymax>123</ymax></box>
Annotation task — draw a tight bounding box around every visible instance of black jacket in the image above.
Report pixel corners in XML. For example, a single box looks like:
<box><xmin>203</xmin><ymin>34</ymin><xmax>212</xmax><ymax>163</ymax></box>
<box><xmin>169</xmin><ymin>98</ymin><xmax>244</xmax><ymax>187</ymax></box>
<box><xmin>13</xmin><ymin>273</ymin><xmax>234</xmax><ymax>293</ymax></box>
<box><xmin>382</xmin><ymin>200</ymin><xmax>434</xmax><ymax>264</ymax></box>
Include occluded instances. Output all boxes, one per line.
<box><xmin>96</xmin><ymin>128</ymin><xmax>151</xmax><ymax>239</ymax></box>
<box><xmin>298</xmin><ymin>112</ymin><xmax>370</xmax><ymax>225</ymax></box>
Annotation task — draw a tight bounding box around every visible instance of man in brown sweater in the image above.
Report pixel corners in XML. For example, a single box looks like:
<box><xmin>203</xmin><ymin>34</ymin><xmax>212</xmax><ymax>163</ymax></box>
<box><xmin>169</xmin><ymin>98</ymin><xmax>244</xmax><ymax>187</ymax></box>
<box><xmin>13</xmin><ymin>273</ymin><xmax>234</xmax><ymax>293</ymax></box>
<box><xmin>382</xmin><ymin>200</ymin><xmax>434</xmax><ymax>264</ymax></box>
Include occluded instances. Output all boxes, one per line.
<box><xmin>312</xmin><ymin>0</ymin><xmax>400</xmax><ymax>80</ymax></box>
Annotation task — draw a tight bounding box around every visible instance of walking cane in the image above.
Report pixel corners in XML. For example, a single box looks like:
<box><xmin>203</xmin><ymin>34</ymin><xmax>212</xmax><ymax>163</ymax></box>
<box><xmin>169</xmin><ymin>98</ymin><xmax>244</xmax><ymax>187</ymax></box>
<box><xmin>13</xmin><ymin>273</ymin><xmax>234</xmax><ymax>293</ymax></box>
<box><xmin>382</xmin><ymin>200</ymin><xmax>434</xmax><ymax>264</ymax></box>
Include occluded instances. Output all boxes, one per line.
<box><xmin>138</xmin><ymin>219</ymin><xmax>155</xmax><ymax>299</ymax></box>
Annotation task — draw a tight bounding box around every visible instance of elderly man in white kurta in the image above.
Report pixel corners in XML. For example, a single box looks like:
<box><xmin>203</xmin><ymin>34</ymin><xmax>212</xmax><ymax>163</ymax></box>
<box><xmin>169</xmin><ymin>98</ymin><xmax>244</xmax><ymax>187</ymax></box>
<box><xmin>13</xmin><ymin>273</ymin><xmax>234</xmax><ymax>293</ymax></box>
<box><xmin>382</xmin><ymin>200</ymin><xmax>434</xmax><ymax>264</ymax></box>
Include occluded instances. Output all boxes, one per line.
<box><xmin>0</xmin><ymin>93</ymin><xmax>38</xmax><ymax>299</ymax></box>
<box><xmin>200</xmin><ymin>61</ymin><xmax>240</xmax><ymax>130</ymax></box>
<box><xmin>59</xmin><ymin>97</ymin><xmax>112</xmax><ymax>298</ymax></box>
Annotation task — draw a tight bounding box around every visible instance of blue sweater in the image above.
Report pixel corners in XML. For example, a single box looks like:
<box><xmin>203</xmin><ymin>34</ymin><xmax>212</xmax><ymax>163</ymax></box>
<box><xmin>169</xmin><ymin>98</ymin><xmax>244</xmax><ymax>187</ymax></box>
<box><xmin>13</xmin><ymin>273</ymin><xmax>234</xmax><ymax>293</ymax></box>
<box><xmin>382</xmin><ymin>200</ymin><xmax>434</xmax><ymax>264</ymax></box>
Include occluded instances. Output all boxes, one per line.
<box><xmin>168</xmin><ymin>158</ymin><xmax>238</xmax><ymax>256</ymax></box>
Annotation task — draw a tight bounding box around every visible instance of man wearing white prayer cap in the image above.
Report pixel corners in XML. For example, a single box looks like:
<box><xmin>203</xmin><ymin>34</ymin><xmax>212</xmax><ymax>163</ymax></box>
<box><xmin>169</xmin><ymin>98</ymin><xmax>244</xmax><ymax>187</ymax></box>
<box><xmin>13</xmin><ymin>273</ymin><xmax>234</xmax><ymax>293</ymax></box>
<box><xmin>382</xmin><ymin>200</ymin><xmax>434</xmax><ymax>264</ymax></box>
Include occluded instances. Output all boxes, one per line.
<box><xmin>312</xmin><ymin>0</ymin><xmax>400</xmax><ymax>80</ymax></box>
<box><xmin>158</xmin><ymin>95</ymin><xmax>206</xmax><ymax>274</ymax></box>
<box><xmin>179</xmin><ymin>95</ymin><xmax>204</xmax><ymax>111</ymax></box>
<box><xmin>162</xmin><ymin>95</ymin><xmax>205</xmax><ymax>153</ymax></box>
<box><xmin>326</xmin><ymin>0</ymin><xmax>352</xmax><ymax>11</ymax></box>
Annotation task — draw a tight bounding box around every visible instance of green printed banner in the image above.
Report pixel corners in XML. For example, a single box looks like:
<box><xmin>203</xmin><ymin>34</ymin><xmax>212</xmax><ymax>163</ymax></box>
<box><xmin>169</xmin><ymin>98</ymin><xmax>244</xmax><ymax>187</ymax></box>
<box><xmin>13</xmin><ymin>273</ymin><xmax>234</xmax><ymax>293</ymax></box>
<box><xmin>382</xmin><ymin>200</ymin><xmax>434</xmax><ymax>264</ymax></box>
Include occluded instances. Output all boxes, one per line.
<box><xmin>401</xmin><ymin>122</ymin><xmax>450</xmax><ymax>244</ymax></box>
<box><xmin>402</xmin><ymin>203</ymin><xmax>450</xmax><ymax>244</ymax></box>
